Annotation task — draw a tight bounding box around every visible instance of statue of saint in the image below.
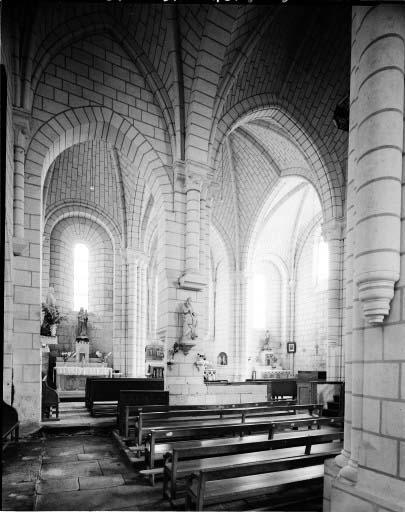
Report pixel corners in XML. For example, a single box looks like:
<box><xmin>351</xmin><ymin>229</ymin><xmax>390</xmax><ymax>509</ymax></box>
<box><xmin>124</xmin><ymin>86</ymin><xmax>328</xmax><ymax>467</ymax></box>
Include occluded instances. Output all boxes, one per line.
<box><xmin>182</xmin><ymin>297</ymin><xmax>198</xmax><ymax>341</ymax></box>
<box><xmin>46</xmin><ymin>286</ymin><xmax>56</xmax><ymax>307</ymax></box>
<box><xmin>263</xmin><ymin>330</ymin><xmax>271</xmax><ymax>350</ymax></box>
<box><xmin>78</xmin><ymin>308</ymin><xmax>88</xmax><ymax>337</ymax></box>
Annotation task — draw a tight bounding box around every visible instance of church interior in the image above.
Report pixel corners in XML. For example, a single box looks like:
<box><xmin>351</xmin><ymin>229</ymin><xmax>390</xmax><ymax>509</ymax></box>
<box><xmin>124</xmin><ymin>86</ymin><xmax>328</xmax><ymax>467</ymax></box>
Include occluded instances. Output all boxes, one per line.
<box><xmin>1</xmin><ymin>1</ymin><xmax>405</xmax><ymax>511</ymax></box>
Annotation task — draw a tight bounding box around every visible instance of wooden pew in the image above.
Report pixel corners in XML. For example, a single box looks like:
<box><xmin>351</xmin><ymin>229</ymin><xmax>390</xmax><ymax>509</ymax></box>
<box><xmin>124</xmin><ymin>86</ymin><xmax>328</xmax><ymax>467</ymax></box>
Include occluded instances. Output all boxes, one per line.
<box><xmin>119</xmin><ymin>398</ymin><xmax>298</xmax><ymax>436</ymax></box>
<box><xmin>143</xmin><ymin>415</ymin><xmax>342</xmax><ymax>479</ymax></box>
<box><xmin>134</xmin><ymin>403</ymin><xmax>318</xmax><ymax>448</ymax></box>
<box><xmin>86</xmin><ymin>378</ymin><xmax>164</xmax><ymax>416</ymax></box>
<box><xmin>41</xmin><ymin>376</ymin><xmax>60</xmax><ymax>421</ymax></box>
<box><xmin>2</xmin><ymin>401</ymin><xmax>19</xmax><ymax>451</ymax></box>
<box><xmin>164</xmin><ymin>430</ymin><xmax>343</xmax><ymax>500</ymax></box>
<box><xmin>118</xmin><ymin>390</ymin><xmax>169</xmax><ymax>437</ymax></box>
<box><xmin>184</xmin><ymin>445</ymin><xmax>341</xmax><ymax>510</ymax></box>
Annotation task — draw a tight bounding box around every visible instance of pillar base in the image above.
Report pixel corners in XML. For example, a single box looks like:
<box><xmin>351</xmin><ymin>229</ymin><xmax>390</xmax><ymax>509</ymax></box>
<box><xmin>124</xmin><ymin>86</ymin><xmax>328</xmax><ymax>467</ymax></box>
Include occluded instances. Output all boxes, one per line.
<box><xmin>178</xmin><ymin>271</ymin><xmax>207</xmax><ymax>291</ymax></box>
<box><xmin>338</xmin><ymin>459</ymin><xmax>358</xmax><ymax>485</ymax></box>
<box><xmin>12</xmin><ymin>236</ymin><xmax>28</xmax><ymax>256</ymax></box>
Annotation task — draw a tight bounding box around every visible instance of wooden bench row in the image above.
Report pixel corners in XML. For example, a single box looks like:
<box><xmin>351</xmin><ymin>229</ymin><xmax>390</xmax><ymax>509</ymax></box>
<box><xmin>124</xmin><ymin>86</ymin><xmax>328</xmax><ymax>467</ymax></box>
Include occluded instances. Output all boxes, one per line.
<box><xmin>164</xmin><ymin>430</ymin><xmax>343</xmax><ymax>501</ymax></box>
<box><xmin>118</xmin><ymin>393</ymin><xmax>296</xmax><ymax>438</ymax></box>
<box><xmin>132</xmin><ymin>403</ymin><xmax>320</xmax><ymax>448</ymax></box>
<box><xmin>185</xmin><ymin>453</ymin><xmax>336</xmax><ymax>511</ymax></box>
<box><xmin>142</xmin><ymin>415</ymin><xmax>342</xmax><ymax>481</ymax></box>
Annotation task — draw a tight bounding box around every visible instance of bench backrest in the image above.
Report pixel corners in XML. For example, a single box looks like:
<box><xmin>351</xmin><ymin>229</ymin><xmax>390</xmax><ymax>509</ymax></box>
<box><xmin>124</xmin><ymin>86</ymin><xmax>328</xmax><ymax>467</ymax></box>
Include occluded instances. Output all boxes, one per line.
<box><xmin>139</xmin><ymin>402</ymin><xmax>319</xmax><ymax>425</ymax></box>
<box><xmin>170</xmin><ymin>431</ymin><xmax>343</xmax><ymax>462</ymax></box>
<box><xmin>149</xmin><ymin>416</ymin><xmax>343</xmax><ymax>445</ymax></box>
<box><xmin>197</xmin><ymin>450</ymin><xmax>338</xmax><ymax>482</ymax></box>
<box><xmin>90</xmin><ymin>378</ymin><xmax>164</xmax><ymax>402</ymax></box>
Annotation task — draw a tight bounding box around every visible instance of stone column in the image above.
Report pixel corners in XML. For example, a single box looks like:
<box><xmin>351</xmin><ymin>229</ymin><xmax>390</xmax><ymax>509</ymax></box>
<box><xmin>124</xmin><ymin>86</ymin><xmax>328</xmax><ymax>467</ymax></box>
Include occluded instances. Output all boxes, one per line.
<box><xmin>287</xmin><ymin>279</ymin><xmax>296</xmax><ymax>374</ymax></box>
<box><xmin>235</xmin><ymin>270</ymin><xmax>252</xmax><ymax>381</ymax></box>
<box><xmin>12</xmin><ymin>108</ymin><xmax>30</xmax><ymax>256</ymax></box>
<box><xmin>322</xmin><ymin>218</ymin><xmax>345</xmax><ymax>380</ymax></box>
<box><xmin>353</xmin><ymin>7</ymin><xmax>404</xmax><ymax>325</ymax></box>
<box><xmin>327</xmin><ymin>7</ymin><xmax>405</xmax><ymax>512</ymax></box>
<box><xmin>126</xmin><ymin>249</ymin><xmax>148</xmax><ymax>377</ymax></box>
<box><xmin>178</xmin><ymin>161</ymin><xmax>211</xmax><ymax>291</ymax></box>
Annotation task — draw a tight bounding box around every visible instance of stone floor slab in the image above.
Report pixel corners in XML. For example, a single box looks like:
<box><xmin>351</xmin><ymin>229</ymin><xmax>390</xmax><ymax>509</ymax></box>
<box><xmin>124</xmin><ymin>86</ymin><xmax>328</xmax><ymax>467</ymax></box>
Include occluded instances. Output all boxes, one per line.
<box><xmin>79</xmin><ymin>474</ymin><xmax>124</xmax><ymax>490</ymax></box>
<box><xmin>40</xmin><ymin>460</ymin><xmax>101</xmax><ymax>479</ymax></box>
<box><xmin>98</xmin><ymin>458</ymin><xmax>130</xmax><ymax>475</ymax></box>
<box><xmin>36</xmin><ymin>477</ymin><xmax>79</xmax><ymax>494</ymax></box>
<box><xmin>44</xmin><ymin>446</ymin><xmax>84</xmax><ymax>457</ymax></box>
<box><xmin>35</xmin><ymin>485</ymin><xmax>146</xmax><ymax>511</ymax></box>
<box><xmin>77</xmin><ymin>451</ymin><xmax>114</xmax><ymax>460</ymax></box>
<box><xmin>2</xmin><ymin>482</ymin><xmax>35</xmax><ymax>511</ymax></box>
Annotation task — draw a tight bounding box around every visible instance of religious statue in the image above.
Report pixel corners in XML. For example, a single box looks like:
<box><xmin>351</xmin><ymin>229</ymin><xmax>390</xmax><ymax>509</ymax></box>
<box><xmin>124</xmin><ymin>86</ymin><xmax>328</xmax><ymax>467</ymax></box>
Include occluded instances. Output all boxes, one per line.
<box><xmin>77</xmin><ymin>308</ymin><xmax>88</xmax><ymax>337</ymax></box>
<box><xmin>46</xmin><ymin>286</ymin><xmax>56</xmax><ymax>307</ymax></box>
<box><xmin>263</xmin><ymin>330</ymin><xmax>271</xmax><ymax>350</ymax></box>
<box><xmin>182</xmin><ymin>297</ymin><xmax>198</xmax><ymax>341</ymax></box>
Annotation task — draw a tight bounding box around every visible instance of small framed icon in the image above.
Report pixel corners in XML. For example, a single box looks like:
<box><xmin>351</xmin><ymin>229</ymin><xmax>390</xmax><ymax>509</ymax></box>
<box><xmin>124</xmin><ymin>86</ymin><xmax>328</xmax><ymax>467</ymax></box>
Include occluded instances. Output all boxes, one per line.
<box><xmin>287</xmin><ymin>342</ymin><xmax>296</xmax><ymax>354</ymax></box>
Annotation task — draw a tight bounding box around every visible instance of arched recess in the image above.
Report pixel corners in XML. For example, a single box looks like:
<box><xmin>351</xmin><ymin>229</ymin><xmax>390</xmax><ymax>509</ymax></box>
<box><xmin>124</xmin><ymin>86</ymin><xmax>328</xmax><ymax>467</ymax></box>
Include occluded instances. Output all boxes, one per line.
<box><xmin>23</xmin><ymin>13</ymin><xmax>177</xmax><ymax>158</ymax></box>
<box><xmin>245</xmin><ymin>176</ymin><xmax>328</xmax><ymax>379</ymax></box>
<box><xmin>42</xmin><ymin>204</ymin><xmax>126</xmax><ymax>372</ymax></box>
<box><xmin>210</xmin><ymin>96</ymin><xmax>344</xmax><ymax>223</ymax></box>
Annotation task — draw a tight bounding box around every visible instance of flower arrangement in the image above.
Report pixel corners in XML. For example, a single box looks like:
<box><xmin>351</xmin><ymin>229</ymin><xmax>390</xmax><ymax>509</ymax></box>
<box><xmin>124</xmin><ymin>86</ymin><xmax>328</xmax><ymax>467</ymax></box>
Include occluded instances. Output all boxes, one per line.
<box><xmin>95</xmin><ymin>351</ymin><xmax>112</xmax><ymax>363</ymax></box>
<box><xmin>41</xmin><ymin>303</ymin><xmax>65</xmax><ymax>336</ymax></box>
<box><xmin>61</xmin><ymin>351</ymin><xmax>72</xmax><ymax>362</ymax></box>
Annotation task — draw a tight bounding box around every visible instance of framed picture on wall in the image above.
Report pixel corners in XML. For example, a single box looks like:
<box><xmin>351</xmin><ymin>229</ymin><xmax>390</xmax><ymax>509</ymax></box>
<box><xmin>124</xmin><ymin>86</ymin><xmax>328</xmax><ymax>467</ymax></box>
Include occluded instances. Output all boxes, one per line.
<box><xmin>287</xmin><ymin>342</ymin><xmax>296</xmax><ymax>354</ymax></box>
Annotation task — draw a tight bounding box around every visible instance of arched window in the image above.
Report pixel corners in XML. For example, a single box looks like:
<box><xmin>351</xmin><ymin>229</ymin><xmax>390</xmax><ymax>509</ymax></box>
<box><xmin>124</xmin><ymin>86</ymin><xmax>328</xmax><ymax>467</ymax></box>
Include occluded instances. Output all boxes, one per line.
<box><xmin>74</xmin><ymin>243</ymin><xmax>89</xmax><ymax>310</ymax></box>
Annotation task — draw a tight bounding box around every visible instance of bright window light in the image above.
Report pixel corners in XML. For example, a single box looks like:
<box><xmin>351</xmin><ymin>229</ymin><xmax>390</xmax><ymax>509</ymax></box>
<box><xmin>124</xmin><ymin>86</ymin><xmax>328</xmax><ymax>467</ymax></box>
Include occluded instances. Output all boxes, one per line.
<box><xmin>252</xmin><ymin>273</ymin><xmax>266</xmax><ymax>329</ymax></box>
<box><xmin>74</xmin><ymin>243</ymin><xmax>89</xmax><ymax>311</ymax></box>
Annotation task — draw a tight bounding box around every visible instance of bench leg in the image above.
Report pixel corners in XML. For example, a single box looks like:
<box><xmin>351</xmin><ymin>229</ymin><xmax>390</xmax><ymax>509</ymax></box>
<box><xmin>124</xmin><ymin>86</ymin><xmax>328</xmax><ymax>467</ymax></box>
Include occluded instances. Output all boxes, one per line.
<box><xmin>149</xmin><ymin>473</ymin><xmax>155</xmax><ymax>487</ymax></box>
<box><xmin>162</xmin><ymin>470</ymin><xmax>168</xmax><ymax>498</ymax></box>
<box><xmin>185</xmin><ymin>491</ymin><xmax>192</xmax><ymax>511</ymax></box>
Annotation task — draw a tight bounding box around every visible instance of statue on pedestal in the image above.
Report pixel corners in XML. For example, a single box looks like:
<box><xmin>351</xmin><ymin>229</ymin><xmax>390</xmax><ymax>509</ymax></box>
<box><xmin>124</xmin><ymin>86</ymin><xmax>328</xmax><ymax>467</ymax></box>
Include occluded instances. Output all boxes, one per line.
<box><xmin>77</xmin><ymin>308</ymin><xmax>88</xmax><ymax>339</ymax></box>
<box><xmin>182</xmin><ymin>297</ymin><xmax>198</xmax><ymax>341</ymax></box>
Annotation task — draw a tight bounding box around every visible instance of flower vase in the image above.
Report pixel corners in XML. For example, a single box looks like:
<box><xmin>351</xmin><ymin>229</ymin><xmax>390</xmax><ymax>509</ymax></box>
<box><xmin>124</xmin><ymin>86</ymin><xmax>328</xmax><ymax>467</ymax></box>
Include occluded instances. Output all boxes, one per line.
<box><xmin>50</xmin><ymin>324</ymin><xmax>57</xmax><ymax>337</ymax></box>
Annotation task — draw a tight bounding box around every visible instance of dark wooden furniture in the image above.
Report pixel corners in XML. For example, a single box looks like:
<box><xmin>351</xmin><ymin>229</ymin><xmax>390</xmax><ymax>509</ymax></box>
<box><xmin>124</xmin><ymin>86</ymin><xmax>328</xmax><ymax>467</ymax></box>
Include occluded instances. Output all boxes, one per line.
<box><xmin>118</xmin><ymin>390</ymin><xmax>169</xmax><ymax>437</ymax></box>
<box><xmin>2</xmin><ymin>401</ymin><xmax>19</xmax><ymax>450</ymax></box>
<box><xmin>165</xmin><ymin>430</ymin><xmax>343</xmax><ymax>500</ymax></box>
<box><xmin>86</xmin><ymin>377</ymin><xmax>164</xmax><ymax>416</ymax></box>
<box><xmin>297</xmin><ymin>371</ymin><xmax>326</xmax><ymax>404</ymax></box>
<box><xmin>134</xmin><ymin>404</ymin><xmax>317</xmax><ymax>448</ymax></box>
<box><xmin>41</xmin><ymin>376</ymin><xmax>60</xmax><ymax>421</ymax></box>
<box><xmin>310</xmin><ymin>380</ymin><xmax>345</xmax><ymax>416</ymax></box>
<box><xmin>143</xmin><ymin>415</ymin><xmax>342</xmax><ymax>479</ymax></box>
<box><xmin>184</xmin><ymin>443</ymin><xmax>341</xmax><ymax>511</ymax></box>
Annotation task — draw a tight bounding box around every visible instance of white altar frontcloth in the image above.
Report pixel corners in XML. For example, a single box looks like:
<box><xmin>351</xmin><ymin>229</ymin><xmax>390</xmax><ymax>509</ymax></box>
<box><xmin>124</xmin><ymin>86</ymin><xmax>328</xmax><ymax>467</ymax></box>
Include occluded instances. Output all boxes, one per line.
<box><xmin>55</xmin><ymin>366</ymin><xmax>112</xmax><ymax>377</ymax></box>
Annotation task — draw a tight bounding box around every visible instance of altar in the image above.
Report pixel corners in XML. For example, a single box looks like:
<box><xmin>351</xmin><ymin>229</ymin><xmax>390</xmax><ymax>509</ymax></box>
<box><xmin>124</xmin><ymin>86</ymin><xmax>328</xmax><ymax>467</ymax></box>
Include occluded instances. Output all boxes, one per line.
<box><xmin>55</xmin><ymin>362</ymin><xmax>112</xmax><ymax>391</ymax></box>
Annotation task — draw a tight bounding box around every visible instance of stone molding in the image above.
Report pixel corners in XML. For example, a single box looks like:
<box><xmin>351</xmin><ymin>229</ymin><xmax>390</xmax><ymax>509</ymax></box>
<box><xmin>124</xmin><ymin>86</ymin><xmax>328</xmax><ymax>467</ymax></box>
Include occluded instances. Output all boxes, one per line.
<box><xmin>126</xmin><ymin>248</ymin><xmax>148</xmax><ymax>267</ymax></box>
<box><xmin>12</xmin><ymin>236</ymin><xmax>28</xmax><ymax>256</ymax></box>
<box><xmin>12</xmin><ymin>107</ymin><xmax>31</xmax><ymax>149</ymax></box>
<box><xmin>178</xmin><ymin>270</ymin><xmax>207</xmax><ymax>291</ymax></box>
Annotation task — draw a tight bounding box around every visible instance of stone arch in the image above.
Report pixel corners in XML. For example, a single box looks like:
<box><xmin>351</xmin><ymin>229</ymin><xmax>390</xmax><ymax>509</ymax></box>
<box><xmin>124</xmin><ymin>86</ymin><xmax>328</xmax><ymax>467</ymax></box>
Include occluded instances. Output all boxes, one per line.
<box><xmin>42</xmin><ymin>204</ymin><xmax>127</xmax><ymax>371</ymax></box>
<box><xmin>210</xmin><ymin>95</ymin><xmax>344</xmax><ymax>223</ymax></box>
<box><xmin>24</xmin><ymin>14</ymin><xmax>176</xmax><ymax>156</ymax></box>
<box><xmin>25</xmin><ymin>106</ymin><xmax>172</xmax><ymax>222</ymax></box>
<box><xmin>244</xmin><ymin>177</ymin><xmax>321</xmax><ymax>274</ymax></box>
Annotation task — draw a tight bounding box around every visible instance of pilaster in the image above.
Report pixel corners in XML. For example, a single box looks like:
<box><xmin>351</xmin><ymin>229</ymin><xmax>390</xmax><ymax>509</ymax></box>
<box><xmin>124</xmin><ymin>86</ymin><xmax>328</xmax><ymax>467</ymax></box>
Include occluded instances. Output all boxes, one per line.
<box><xmin>12</xmin><ymin>108</ymin><xmax>30</xmax><ymax>256</ymax></box>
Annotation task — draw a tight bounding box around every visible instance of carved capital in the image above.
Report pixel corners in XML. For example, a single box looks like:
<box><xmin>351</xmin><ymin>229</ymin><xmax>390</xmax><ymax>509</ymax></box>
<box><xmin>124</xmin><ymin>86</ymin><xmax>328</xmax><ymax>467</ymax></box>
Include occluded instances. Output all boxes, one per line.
<box><xmin>321</xmin><ymin>218</ymin><xmax>345</xmax><ymax>241</ymax></box>
<box><xmin>126</xmin><ymin>248</ymin><xmax>148</xmax><ymax>267</ymax></box>
<box><xmin>13</xmin><ymin>108</ymin><xmax>31</xmax><ymax>150</ymax></box>
<box><xmin>184</xmin><ymin>160</ymin><xmax>213</xmax><ymax>193</ymax></box>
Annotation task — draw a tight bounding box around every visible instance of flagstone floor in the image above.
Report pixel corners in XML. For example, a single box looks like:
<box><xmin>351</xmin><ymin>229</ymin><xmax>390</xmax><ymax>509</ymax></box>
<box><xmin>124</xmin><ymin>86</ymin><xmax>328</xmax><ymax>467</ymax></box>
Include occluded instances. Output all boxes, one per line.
<box><xmin>2</xmin><ymin>423</ymin><xmax>323</xmax><ymax>511</ymax></box>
